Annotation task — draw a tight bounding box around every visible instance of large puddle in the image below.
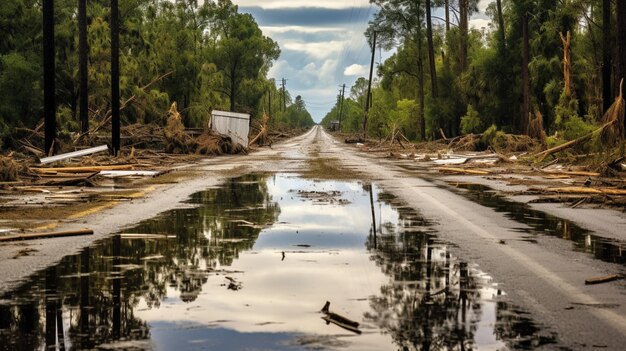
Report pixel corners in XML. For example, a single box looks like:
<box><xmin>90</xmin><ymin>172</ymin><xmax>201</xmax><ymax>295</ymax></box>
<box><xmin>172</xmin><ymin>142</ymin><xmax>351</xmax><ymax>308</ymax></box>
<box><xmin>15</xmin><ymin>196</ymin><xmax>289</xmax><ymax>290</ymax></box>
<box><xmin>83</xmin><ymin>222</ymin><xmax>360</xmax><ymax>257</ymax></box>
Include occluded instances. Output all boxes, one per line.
<box><xmin>447</xmin><ymin>182</ymin><xmax>625</xmax><ymax>265</ymax></box>
<box><xmin>0</xmin><ymin>174</ymin><xmax>557</xmax><ymax>350</ymax></box>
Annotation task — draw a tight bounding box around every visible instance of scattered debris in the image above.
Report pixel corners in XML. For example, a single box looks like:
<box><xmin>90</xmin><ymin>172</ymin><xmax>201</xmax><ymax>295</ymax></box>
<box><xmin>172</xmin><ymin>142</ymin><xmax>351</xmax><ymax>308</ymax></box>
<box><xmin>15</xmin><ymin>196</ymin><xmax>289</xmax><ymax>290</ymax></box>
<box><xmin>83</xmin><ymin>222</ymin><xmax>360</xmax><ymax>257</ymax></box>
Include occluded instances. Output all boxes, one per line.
<box><xmin>320</xmin><ymin>301</ymin><xmax>361</xmax><ymax>334</ymax></box>
<box><xmin>12</xmin><ymin>247</ymin><xmax>39</xmax><ymax>259</ymax></box>
<box><xmin>225</xmin><ymin>276</ymin><xmax>242</xmax><ymax>291</ymax></box>
<box><xmin>0</xmin><ymin>156</ymin><xmax>20</xmax><ymax>182</ymax></box>
<box><xmin>294</xmin><ymin>189</ymin><xmax>350</xmax><ymax>204</ymax></box>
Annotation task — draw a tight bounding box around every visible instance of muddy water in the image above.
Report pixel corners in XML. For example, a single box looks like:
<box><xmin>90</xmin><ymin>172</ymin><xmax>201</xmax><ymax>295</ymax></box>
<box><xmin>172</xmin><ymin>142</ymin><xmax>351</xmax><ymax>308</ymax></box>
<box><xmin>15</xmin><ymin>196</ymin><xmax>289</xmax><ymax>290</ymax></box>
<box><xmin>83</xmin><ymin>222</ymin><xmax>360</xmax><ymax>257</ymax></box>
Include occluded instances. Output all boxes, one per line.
<box><xmin>0</xmin><ymin>175</ymin><xmax>555</xmax><ymax>350</ymax></box>
<box><xmin>448</xmin><ymin>182</ymin><xmax>625</xmax><ymax>265</ymax></box>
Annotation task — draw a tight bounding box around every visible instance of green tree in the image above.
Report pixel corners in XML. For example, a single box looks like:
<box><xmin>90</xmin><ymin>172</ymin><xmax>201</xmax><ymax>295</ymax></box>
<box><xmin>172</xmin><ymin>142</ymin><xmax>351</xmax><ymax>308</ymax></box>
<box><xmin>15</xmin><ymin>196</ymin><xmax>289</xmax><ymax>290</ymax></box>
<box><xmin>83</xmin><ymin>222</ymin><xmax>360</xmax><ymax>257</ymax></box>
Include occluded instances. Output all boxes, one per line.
<box><xmin>209</xmin><ymin>0</ymin><xmax>280</xmax><ymax>113</ymax></box>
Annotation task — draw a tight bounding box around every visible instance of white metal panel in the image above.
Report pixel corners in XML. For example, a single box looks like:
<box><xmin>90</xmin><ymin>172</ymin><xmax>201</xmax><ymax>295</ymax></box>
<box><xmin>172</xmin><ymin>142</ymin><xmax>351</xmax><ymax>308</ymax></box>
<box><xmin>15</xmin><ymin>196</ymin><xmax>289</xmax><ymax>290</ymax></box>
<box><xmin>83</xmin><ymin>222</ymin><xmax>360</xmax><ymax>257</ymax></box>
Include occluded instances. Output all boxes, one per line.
<box><xmin>211</xmin><ymin>110</ymin><xmax>250</xmax><ymax>146</ymax></box>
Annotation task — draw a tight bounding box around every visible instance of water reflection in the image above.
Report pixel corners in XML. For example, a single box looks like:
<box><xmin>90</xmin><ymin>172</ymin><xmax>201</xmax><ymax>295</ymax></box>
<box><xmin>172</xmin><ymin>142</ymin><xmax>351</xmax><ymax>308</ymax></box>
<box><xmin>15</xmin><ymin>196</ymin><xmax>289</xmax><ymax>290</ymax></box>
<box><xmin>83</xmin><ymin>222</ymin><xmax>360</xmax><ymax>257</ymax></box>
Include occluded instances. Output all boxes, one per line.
<box><xmin>448</xmin><ymin>183</ymin><xmax>625</xmax><ymax>265</ymax></box>
<box><xmin>0</xmin><ymin>175</ymin><xmax>557</xmax><ymax>350</ymax></box>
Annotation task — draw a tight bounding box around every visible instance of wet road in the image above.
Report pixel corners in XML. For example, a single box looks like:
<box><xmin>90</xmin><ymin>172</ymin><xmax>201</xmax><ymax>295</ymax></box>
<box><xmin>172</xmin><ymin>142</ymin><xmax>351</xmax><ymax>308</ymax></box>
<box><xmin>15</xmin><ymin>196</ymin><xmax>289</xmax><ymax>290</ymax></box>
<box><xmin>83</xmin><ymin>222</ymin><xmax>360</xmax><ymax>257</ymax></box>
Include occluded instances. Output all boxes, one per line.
<box><xmin>1</xmin><ymin>125</ymin><xmax>625</xmax><ymax>350</ymax></box>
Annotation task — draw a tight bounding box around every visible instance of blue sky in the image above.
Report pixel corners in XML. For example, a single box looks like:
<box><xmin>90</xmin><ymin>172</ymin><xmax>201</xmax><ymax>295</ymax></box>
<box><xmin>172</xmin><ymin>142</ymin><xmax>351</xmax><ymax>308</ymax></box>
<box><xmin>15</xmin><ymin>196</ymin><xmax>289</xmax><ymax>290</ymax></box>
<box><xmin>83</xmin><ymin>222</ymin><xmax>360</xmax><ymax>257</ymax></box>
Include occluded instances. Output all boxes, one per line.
<box><xmin>234</xmin><ymin>1</ymin><xmax>491</xmax><ymax>122</ymax></box>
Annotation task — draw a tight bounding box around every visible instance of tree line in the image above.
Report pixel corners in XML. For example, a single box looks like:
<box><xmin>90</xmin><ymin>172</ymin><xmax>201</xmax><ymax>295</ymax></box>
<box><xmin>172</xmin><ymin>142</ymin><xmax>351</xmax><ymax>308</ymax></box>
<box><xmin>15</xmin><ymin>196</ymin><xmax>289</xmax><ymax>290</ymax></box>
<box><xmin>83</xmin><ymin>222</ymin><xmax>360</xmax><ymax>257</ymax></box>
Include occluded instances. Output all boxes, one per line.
<box><xmin>323</xmin><ymin>0</ymin><xmax>626</xmax><ymax>149</ymax></box>
<box><xmin>0</xmin><ymin>0</ymin><xmax>314</xmax><ymax>149</ymax></box>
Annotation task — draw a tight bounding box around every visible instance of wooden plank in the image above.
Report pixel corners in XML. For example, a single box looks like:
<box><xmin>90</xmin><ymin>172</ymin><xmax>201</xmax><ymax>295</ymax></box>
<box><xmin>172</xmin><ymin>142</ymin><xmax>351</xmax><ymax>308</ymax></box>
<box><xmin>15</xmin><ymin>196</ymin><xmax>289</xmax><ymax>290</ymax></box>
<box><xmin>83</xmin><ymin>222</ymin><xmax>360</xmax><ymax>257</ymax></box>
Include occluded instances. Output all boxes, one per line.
<box><xmin>546</xmin><ymin>187</ymin><xmax>626</xmax><ymax>195</ymax></box>
<box><xmin>0</xmin><ymin>229</ymin><xmax>93</xmax><ymax>242</ymax></box>
<box><xmin>543</xmin><ymin>170</ymin><xmax>601</xmax><ymax>177</ymax></box>
<box><xmin>32</xmin><ymin>165</ymin><xmax>134</xmax><ymax>173</ymax></box>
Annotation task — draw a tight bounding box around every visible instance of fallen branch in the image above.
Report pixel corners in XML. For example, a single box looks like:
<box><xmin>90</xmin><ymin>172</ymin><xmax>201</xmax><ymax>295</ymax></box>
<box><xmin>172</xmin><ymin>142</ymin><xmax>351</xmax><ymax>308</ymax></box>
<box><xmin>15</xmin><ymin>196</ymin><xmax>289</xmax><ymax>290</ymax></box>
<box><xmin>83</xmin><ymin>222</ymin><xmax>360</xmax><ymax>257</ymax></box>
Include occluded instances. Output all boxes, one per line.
<box><xmin>439</xmin><ymin>128</ymin><xmax>448</xmax><ymax>140</ymax></box>
<box><xmin>345</xmin><ymin>137</ymin><xmax>364</xmax><ymax>144</ymax></box>
<box><xmin>585</xmin><ymin>274</ymin><xmax>623</xmax><ymax>285</ymax></box>
<box><xmin>0</xmin><ymin>229</ymin><xmax>93</xmax><ymax>242</ymax></box>
<box><xmin>542</xmin><ymin>186</ymin><xmax>626</xmax><ymax>196</ymax></box>
<box><xmin>542</xmin><ymin>170</ymin><xmax>601</xmax><ymax>177</ymax></box>
<box><xmin>320</xmin><ymin>301</ymin><xmax>361</xmax><ymax>334</ymax></box>
<box><xmin>90</xmin><ymin>71</ymin><xmax>173</xmax><ymax>134</ymax></box>
<box><xmin>437</xmin><ymin>167</ymin><xmax>490</xmax><ymax>175</ymax></box>
<box><xmin>534</xmin><ymin>87</ymin><xmax>623</xmax><ymax>160</ymax></box>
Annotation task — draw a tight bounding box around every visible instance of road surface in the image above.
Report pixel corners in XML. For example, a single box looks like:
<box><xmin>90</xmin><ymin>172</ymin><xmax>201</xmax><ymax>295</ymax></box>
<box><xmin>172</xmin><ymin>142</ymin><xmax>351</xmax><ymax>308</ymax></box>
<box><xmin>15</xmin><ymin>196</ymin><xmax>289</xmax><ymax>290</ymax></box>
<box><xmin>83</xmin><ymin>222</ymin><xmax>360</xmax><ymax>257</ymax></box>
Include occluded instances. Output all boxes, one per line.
<box><xmin>1</xmin><ymin>125</ymin><xmax>625</xmax><ymax>349</ymax></box>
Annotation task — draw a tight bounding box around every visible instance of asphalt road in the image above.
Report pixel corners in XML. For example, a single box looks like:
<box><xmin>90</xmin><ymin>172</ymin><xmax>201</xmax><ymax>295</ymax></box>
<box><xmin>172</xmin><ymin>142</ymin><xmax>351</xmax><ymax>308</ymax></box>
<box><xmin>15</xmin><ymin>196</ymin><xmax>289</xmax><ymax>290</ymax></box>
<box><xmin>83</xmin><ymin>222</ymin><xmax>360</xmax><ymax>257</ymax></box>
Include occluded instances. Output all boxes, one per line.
<box><xmin>1</xmin><ymin>125</ymin><xmax>625</xmax><ymax>349</ymax></box>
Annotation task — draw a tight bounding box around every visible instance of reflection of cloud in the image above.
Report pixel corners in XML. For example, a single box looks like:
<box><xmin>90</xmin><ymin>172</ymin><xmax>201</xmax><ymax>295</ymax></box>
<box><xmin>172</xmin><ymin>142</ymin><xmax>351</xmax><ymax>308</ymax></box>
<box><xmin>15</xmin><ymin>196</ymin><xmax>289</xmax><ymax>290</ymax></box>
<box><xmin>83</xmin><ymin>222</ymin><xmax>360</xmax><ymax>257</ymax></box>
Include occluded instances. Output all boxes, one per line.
<box><xmin>138</xmin><ymin>250</ymin><xmax>390</xmax><ymax>343</ymax></box>
<box><xmin>344</xmin><ymin>64</ymin><xmax>368</xmax><ymax>76</ymax></box>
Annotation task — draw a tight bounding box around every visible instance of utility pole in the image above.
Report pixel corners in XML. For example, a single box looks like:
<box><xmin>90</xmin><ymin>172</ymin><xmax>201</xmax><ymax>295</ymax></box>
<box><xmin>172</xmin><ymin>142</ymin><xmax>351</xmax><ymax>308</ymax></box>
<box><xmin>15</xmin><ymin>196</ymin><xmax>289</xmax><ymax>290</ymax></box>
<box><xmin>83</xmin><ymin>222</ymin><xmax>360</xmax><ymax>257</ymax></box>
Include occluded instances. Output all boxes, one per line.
<box><xmin>79</xmin><ymin>0</ymin><xmax>88</xmax><ymax>133</ymax></box>
<box><xmin>111</xmin><ymin>0</ymin><xmax>120</xmax><ymax>155</ymax></box>
<box><xmin>338</xmin><ymin>84</ymin><xmax>345</xmax><ymax>129</ymax></box>
<box><xmin>363</xmin><ymin>31</ymin><xmax>377</xmax><ymax>138</ymax></box>
<box><xmin>43</xmin><ymin>0</ymin><xmax>56</xmax><ymax>156</ymax></box>
<box><xmin>281</xmin><ymin>78</ymin><xmax>287</xmax><ymax>112</ymax></box>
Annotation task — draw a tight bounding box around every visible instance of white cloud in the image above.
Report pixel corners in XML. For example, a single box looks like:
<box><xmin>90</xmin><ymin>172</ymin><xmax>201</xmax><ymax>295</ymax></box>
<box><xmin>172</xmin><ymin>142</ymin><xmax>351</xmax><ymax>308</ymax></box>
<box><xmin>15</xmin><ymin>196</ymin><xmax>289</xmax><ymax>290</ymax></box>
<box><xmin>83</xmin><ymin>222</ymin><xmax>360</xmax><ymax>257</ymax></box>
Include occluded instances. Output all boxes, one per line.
<box><xmin>469</xmin><ymin>18</ymin><xmax>491</xmax><ymax>30</ymax></box>
<box><xmin>282</xmin><ymin>40</ymin><xmax>345</xmax><ymax>59</ymax></box>
<box><xmin>233</xmin><ymin>0</ymin><xmax>369</xmax><ymax>9</ymax></box>
<box><xmin>343</xmin><ymin>63</ymin><xmax>368</xmax><ymax>76</ymax></box>
<box><xmin>260</xmin><ymin>26</ymin><xmax>343</xmax><ymax>35</ymax></box>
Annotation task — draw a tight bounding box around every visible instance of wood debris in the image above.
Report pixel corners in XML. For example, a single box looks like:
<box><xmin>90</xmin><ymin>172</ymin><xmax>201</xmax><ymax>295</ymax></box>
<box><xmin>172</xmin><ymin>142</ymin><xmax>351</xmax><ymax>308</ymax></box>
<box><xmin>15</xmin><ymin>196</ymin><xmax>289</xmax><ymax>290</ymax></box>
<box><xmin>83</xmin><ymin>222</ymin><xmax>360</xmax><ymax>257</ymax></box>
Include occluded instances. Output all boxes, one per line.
<box><xmin>0</xmin><ymin>228</ymin><xmax>93</xmax><ymax>242</ymax></box>
<box><xmin>585</xmin><ymin>274</ymin><xmax>623</xmax><ymax>285</ymax></box>
<box><xmin>320</xmin><ymin>301</ymin><xmax>361</xmax><ymax>334</ymax></box>
<box><xmin>437</xmin><ymin>167</ymin><xmax>491</xmax><ymax>175</ymax></box>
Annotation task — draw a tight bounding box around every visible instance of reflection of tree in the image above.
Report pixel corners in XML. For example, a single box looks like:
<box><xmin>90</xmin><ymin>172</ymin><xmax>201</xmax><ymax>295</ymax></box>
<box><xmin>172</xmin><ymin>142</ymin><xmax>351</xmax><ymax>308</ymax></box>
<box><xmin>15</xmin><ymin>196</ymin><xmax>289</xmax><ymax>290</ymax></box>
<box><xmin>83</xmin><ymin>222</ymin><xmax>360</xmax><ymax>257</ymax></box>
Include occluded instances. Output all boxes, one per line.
<box><xmin>368</xmin><ymin>194</ymin><xmax>557</xmax><ymax>350</ymax></box>
<box><xmin>365</xmin><ymin>218</ymin><xmax>482</xmax><ymax>350</ymax></box>
<box><xmin>0</xmin><ymin>174</ymin><xmax>280</xmax><ymax>350</ymax></box>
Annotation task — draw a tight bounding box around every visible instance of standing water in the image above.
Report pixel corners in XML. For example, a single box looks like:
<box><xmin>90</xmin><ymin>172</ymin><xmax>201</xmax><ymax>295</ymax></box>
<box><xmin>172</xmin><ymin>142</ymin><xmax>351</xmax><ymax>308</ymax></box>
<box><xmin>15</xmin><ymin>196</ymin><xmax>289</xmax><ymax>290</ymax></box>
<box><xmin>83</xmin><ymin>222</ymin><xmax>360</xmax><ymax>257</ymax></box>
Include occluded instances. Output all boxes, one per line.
<box><xmin>0</xmin><ymin>174</ymin><xmax>555</xmax><ymax>350</ymax></box>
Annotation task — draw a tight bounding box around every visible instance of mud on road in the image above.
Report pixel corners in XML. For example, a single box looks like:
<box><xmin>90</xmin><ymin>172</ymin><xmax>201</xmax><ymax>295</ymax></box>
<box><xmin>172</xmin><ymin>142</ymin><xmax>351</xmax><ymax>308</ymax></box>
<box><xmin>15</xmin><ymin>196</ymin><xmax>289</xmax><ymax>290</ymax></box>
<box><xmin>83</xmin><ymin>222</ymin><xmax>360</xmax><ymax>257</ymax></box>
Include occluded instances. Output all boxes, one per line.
<box><xmin>1</xmin><ymin>125</ymin><xmax>625</xmax><ymax>350</ymax></box>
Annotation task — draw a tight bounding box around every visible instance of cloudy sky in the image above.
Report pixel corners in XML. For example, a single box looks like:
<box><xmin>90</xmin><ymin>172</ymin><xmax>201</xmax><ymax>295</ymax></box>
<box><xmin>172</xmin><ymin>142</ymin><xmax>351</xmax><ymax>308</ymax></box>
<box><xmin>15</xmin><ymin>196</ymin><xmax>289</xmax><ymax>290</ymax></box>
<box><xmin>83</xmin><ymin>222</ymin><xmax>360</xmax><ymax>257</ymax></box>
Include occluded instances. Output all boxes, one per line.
<box><xmin>234</xmin><ymin>1</ymin><xmax>491</xmax><ymax>122</ymax></box>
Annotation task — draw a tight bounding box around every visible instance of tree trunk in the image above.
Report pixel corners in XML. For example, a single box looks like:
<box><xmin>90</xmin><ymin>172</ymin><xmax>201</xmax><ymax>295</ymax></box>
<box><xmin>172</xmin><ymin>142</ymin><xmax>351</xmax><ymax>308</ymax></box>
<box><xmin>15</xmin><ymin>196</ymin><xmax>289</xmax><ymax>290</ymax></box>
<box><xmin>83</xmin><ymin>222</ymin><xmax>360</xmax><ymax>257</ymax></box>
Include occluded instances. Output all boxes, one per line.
<box><xmin>459</xmin><ymin>0</ymin><xmax>468</xmax><ymax>71</ymax></box>
<box><xmin>111</xmin><ymin>0</ymin><xmax>120</xmax><ymax>155</ymax></box>
<box><xmin>445</xmin><ymin>0</ymin><xmax>450</xmax><ymax>32</ymax></box>
<box><xmin>496</xmin><ymin>0</ymin><xmax>506</xmax><ymax>51</ymax></box>
<box><xmin>230</xmin><ymin>60</ymin><xmax>238</xmax><ymax>112</ymax></box>
<box><xmin>602</xmin><ymin>0</ymin><xmax>612</xmax><ymax>112</ymax></box>
<box><xmin>560</xmin><ymin>31</ymin><xmax>572</xmax><ymax>99</ymax></box>
<box><xmin>521</xmin><ymin>12</ymin><xmax>531</xmax><ymax>135</ymax></box>
<box><xmin>618</xmin><ymin>0</ymin><xmax>626</xmax><ymax>135</ymax></box>
<box><xmin>416</xmin><ymin>7</ymin><xmax>426</xmax><ymax>140</ymax></box>
<box><xmin>79</xmin><ymin>0</ymin><xmax>88</xmax><ymax>133</ymax></box>
<box><xmin>43</xmin><ymin>0</ymin><xmax>56</xmax><ymax>155</ymax></box>
<box><xmin>425</xmin><ymin>0</ymin><xmax>438</xmax><ymax>97</ymax></box>
<box><xmin>229</xmin><ymin>76</ymin><xmax>236</xmax><ymax>112</ymax></box>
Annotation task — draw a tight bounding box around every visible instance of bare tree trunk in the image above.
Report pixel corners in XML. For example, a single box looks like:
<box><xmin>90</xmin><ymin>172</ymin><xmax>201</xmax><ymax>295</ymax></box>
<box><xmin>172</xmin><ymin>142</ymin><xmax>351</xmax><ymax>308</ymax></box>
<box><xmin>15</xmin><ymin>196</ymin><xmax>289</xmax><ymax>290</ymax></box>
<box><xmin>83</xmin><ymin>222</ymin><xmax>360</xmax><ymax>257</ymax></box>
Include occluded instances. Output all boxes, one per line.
<box><xmin>560</xmin><ymin>31</ymin><xmax>573</xmax><ymax>99</ymax></box>
<box><xmin>79</xmin><ymin>0</ymin><xmax>88</xmax><ymax>133</ymax></box>
<box><xmin>618</xmin><ymin>0</ymin><xmax>626</xmax><ymax>135</ymax></box>
<box><xmin>521</xmin><ymin>12</ymin><xmax>531</xmax><ymax>135</ymax></box>
<box><xmin>416</xmin><ymin>7</ymin><xmax>426</xmax><ymax>140</ymax></box>
<box><xmin>496</xmin><ymin>0</ymin><xmax>505</xmax><ymax>50</ymax></box>
<box><xmin>602</xmin><ymin>0</ymin><xmax>612</xmax><ymax>112</ymax></box>
<box><xmin>230</xmin><ymin>63</ymin><xmax>237</xmax><ymax>112</ymax></box>
<box><xmin>445</xmin><ymin>0</ymin><xmax>450</xmax><ymax>32</ymax></box>
<box><xmin>425</xmin><ymin>0</ymin><xmax>438</xmax><ymax>97</ymax></box>
<box><xmin>459</xmin><ymin>0</ymin><xmax>468</xmax><ymax>72</ymax></box>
